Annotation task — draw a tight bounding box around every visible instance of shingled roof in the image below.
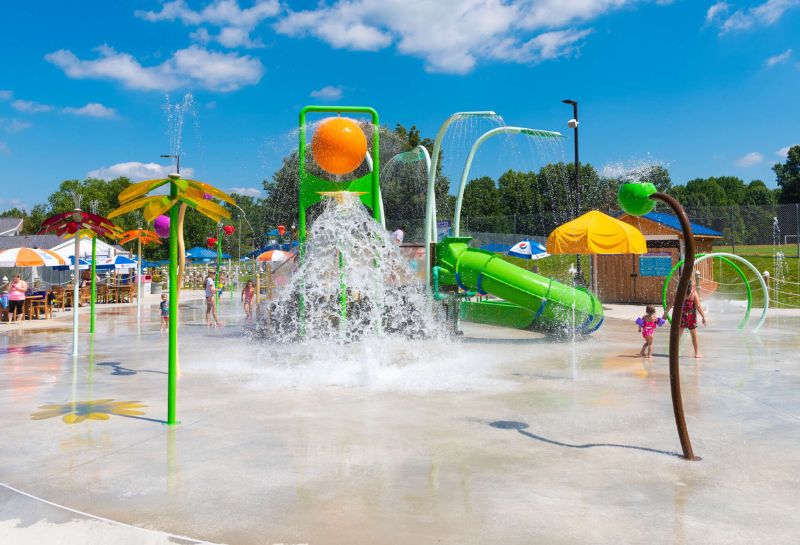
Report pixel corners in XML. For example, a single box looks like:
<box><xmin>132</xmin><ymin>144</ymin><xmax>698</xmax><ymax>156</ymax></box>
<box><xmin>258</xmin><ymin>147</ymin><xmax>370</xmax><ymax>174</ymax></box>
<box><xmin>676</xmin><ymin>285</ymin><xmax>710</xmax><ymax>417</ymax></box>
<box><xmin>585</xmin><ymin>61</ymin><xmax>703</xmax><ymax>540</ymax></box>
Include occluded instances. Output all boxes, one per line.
<box><xmin>0</xmin><ymin>234</ymin><xmax>64</xmax><ymax>250</ymax></box>
<box><xmin>0</xmin><ymin>217</ymin><xmax>23</xmax><ymax>236</ymax></box>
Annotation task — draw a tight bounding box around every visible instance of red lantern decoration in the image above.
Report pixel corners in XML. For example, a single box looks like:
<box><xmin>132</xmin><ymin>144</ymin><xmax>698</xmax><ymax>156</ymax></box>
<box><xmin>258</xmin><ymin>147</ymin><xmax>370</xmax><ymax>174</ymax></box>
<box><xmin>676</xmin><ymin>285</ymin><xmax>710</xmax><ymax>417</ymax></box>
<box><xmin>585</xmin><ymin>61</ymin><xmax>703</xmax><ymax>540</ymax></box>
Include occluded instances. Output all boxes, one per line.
<box><xmin>207</xmin><ymin>237</ymin><xmax>218</xmax><ymax>248</ymax></box>
<box><xmin>66</xmin><ymin>221</ymin><xmax>79</xmax><ymax>234</ymax></box>
<box><xmin>223</xmin><ymin>225</ymin><xmax>235</xmax><ymax>236</ymax></box>
<box><xmin>277</xmin><ymin>225</ymin><xmax>286</xmax><ymax>236</ymax></box>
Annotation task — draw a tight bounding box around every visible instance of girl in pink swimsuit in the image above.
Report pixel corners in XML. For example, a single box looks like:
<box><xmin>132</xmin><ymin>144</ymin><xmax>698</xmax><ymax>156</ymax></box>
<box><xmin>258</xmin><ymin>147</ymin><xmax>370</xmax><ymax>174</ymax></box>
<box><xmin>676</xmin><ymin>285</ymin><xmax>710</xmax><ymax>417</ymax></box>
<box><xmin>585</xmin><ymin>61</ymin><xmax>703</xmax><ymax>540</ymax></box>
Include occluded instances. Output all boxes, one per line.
<box><xmin>636</xmin><ymin>305</ymin><xmax>667</xmax><ymax>359</ymax></box>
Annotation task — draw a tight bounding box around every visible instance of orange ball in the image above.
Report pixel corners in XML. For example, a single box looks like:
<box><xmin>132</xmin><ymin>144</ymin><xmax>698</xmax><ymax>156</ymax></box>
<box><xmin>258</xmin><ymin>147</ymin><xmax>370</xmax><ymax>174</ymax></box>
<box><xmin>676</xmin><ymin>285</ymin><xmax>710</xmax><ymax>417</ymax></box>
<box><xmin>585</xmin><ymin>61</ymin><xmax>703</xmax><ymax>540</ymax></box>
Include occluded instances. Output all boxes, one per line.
<box><xmin>311</xmin><ymin>117</ymin><xmax>367</xmax><ymax>175</ymax></box>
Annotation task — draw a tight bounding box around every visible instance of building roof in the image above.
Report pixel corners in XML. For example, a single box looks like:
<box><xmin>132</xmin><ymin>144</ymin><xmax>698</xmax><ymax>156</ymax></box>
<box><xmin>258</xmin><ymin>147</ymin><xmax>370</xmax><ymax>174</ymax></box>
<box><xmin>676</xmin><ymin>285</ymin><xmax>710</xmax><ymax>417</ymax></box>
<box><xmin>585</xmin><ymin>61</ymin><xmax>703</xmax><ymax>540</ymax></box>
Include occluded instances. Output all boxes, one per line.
<box><xmin>0</xmin><ymin>234</ymin><xmax>64</xmax><ymax>250</ymax></box>
<box><xmin>616</xmin><ymin>211</ymin><xmax>723</xmax><ymax>238</ymax></box>
<box><xmin>641</xmin><ymin>211</ymin><xmax>723</xmax><ymax>237</ymax></box>
<box><xmin>0</xmin><ymin>217</ymin><xmax>23</xmax><ymax>236</ymax></box>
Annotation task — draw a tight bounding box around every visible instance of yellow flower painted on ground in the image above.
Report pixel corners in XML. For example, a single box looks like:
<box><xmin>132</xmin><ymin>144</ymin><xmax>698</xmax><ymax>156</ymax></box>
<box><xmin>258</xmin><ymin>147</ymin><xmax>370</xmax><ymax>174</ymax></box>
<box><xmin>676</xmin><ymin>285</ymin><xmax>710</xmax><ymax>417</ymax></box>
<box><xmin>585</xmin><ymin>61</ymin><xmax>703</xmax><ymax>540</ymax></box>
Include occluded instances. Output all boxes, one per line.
<box><xmin>31</xmin><ymin>399</ymin><xmax>147</xmax><ymax>424</ymax></box>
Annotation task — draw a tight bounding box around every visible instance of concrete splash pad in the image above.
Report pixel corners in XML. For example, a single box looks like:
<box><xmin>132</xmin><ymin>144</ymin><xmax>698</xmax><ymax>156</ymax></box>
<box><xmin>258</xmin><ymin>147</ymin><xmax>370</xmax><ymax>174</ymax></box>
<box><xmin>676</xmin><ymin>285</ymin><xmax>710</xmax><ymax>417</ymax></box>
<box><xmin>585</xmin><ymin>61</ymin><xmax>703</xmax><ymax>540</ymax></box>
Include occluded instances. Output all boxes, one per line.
<box><xmin>1</xmin><ymin>295</ymin><xmax>799</xmax><ymax>544</ymax></box>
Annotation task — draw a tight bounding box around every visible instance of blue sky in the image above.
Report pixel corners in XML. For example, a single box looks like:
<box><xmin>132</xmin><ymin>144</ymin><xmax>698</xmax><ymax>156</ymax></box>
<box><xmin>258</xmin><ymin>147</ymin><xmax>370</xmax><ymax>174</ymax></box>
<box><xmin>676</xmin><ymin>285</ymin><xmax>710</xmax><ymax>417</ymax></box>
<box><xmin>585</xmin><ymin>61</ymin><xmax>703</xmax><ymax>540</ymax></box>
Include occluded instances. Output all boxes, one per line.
<box><xmin>1</xmin><ymin>0</ymin><xmax>798</xmax><ymax>211</ymax></box>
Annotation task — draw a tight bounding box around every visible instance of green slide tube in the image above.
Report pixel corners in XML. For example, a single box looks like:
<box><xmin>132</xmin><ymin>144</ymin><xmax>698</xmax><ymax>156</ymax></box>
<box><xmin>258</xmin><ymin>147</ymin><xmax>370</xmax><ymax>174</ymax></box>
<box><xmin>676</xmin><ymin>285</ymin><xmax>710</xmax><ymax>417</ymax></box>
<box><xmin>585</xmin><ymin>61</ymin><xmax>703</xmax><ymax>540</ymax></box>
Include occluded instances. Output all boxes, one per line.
<box><xmin>436</xmin><ymin>236</ymin><xmax>603</xmax><ymax>334</ymax></box>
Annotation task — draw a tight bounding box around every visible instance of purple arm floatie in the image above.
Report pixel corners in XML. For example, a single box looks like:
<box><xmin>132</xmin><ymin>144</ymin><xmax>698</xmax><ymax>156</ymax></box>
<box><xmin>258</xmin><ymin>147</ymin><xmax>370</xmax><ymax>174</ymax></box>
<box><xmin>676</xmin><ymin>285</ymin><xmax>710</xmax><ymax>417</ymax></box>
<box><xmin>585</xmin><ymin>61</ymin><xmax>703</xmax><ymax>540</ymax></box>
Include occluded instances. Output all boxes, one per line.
<box><xmin>635</xmin><ymin>317</ymin><xmax>645</xmax><ymax>327</ymax></box>
<box><xmin>657</xmin><ymin>318</ymin><xmax>666</xmax><ymax>326</ymax></box>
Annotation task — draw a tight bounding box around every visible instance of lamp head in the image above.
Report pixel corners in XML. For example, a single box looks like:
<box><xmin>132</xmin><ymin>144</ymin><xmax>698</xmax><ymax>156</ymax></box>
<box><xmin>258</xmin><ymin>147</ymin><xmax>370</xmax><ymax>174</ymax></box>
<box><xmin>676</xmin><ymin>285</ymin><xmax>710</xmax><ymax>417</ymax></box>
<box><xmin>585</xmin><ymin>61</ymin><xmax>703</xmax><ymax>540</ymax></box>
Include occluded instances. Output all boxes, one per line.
<box><xmin>562</xmin><ymin>99</ymin><xmax>577</xmax><ymax>106</ymax></box>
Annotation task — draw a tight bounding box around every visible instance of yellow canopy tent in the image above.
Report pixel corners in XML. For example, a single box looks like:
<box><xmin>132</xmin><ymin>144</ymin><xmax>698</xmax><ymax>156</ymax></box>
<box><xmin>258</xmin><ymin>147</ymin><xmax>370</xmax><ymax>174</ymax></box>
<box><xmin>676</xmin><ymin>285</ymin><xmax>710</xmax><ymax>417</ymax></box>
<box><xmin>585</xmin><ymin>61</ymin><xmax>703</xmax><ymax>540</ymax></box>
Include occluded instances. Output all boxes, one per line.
<box><xmin>546</xmin><ymin>210</ymin><xmax>647</xmax><ymax>255</ymax></box>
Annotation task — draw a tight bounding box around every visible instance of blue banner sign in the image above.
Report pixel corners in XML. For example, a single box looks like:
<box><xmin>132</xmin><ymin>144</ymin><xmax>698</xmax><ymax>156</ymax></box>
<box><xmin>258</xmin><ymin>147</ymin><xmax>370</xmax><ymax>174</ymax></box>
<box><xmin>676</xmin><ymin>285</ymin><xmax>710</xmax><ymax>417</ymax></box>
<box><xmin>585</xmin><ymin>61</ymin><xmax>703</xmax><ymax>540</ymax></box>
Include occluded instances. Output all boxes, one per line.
<box><xmin>639</xmin><ymin>252</ymin><xmax>673</xmax><ymax>277</ymax></box>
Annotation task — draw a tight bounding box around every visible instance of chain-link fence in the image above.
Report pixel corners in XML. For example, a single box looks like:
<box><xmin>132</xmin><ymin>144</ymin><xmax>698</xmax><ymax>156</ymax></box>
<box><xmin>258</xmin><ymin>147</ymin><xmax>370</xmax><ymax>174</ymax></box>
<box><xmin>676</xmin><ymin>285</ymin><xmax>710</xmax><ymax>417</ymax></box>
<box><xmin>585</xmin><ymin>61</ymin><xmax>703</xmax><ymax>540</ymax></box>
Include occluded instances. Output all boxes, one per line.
<box><xmin>390</xmin><ymin>203</ymin><xmax>800</xmax><ymax>250</ymax></box>
<box><xmin>387</xmin><ymin>203</ymin><xmax>800</xmax><ymax>307</ymax></box>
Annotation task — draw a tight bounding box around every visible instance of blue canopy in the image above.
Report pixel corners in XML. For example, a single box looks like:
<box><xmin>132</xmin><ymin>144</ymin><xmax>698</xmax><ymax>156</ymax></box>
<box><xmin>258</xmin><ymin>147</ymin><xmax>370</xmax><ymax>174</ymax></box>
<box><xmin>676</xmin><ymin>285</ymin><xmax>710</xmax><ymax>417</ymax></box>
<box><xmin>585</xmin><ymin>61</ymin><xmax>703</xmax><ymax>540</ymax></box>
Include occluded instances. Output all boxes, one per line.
<box><xmin>185</xmin><ymin>246</ymin><xmax>232</xmax><ymax>260</ymax></box>
<box><xmin>185</xmin><ymin>246</ymin><xmax>217</xmax><ymax>259</ymax></box>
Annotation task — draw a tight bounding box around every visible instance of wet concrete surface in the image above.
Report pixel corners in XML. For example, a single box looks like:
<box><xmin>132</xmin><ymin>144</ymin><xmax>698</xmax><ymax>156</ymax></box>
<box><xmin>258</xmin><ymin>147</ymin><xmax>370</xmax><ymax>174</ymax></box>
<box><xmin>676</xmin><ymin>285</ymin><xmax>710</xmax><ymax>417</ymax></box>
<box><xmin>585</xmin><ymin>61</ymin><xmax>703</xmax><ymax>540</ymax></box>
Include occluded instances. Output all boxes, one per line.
<box><xmin>0</xmin><ymin>295</ymin><xmax>798</xmax><ymax>544</ymax></box>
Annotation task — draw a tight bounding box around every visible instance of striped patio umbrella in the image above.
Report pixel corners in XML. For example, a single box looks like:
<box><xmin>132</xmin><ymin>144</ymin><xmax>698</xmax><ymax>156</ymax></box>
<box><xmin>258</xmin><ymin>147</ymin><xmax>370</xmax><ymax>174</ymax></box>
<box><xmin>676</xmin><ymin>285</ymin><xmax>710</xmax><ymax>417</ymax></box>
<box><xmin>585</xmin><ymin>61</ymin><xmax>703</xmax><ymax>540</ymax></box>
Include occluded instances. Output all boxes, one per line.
<box><xmin>507</xmin><ymin>240</ymin><xmax>549</xmax><ymax>260</ymax></box>
<box><xmin>0</xmin><ymin>247</ymin><xmax>66</xmax><ymax>267</ymax></box>
<box><xmin>257</xmin><ymin>250</ymin><xmax>291</xmax><ymax>262</ymax></box>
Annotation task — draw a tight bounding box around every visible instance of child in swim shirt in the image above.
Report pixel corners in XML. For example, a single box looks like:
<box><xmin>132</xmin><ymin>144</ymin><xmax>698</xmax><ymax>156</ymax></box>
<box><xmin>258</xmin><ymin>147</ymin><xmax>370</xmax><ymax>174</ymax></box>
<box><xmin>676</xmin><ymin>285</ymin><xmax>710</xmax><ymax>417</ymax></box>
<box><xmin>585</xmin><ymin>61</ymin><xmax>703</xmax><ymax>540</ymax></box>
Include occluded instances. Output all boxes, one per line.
<box><xmin>160</xmin><ymin>293</ymin><xmax>169</xmax><ymax>333</ymax></box>
<box><xmin>636</xmin><ymin>305</ymin><xmax>667</xmax><ymax>359</ymax></box>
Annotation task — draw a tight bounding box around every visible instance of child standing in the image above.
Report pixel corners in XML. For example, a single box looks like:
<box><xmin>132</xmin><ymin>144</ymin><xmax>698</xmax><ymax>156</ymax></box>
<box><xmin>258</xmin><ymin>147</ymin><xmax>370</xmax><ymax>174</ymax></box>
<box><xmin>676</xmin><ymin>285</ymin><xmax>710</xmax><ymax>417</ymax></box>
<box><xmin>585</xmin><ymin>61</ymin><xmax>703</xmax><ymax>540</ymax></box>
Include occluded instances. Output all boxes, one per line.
<box><xmin>636</xmin><ymin>305</ymin><xmax>667</xmax><ymax>358</ymax></box>
<box><xmin>241</xmin><ymin>280</ymin><xmax>255</xmax><ymax>322</ymax></box>
<box><xmin>160</xmin><ymin>293</ymin><xmax>169</xmax><ymax>333</ymax></box>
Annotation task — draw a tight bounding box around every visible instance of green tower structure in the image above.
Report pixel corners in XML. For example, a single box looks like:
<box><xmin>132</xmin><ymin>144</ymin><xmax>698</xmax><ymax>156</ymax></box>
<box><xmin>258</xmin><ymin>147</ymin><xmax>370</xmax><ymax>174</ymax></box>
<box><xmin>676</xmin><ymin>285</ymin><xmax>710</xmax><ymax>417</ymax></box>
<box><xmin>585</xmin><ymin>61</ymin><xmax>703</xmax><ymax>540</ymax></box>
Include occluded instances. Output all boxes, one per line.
<box><xmin>297</xmin><ymin>105</ymin><xmax>382</xmax><ymax>241</ymax></box>
<box><xmin>296</xmin><ymin>105</ymin><xmax>382</xmax><ymax>330</ymax></box>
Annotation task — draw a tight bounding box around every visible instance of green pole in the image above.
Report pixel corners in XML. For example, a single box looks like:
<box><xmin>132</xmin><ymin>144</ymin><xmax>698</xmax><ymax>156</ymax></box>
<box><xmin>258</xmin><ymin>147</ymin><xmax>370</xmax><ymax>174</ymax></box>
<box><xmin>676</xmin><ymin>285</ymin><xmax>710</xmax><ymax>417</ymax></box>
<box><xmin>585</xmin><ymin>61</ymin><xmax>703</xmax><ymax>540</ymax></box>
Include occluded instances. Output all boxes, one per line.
<box><xmin>339</xmin><ymin>251</ymin><xmax>347</xmax><ymax>323</ymax></box>
<box><xmin>90</xmin><ymin>236</ymin><xmax>97</xmax><ymax>334</ymax></box>
<box><xmin>167</xmin><ymin>179</ymin><xmax>179</xmax><ymax>426</ymax></box>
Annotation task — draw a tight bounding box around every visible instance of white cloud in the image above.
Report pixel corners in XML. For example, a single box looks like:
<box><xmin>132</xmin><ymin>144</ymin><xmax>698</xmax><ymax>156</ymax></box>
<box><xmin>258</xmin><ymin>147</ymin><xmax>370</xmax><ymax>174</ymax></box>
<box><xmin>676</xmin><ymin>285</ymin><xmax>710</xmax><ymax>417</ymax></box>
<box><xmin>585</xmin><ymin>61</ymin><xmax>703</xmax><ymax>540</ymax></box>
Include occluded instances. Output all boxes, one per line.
<box><xmin>0</xmin><ymin>118</ymin><xmax>32</xmax><ymax>133</ymax></box>
<box><xmin>230</xmin><ymin>186</ymin><xmax>262</xmax><ymax>197</ymax></box>
<box><xmin>87</xmin><ymin>162</ymin><xmax>195</xmax><ymax>181</ymax></box>
<box><xmin>46</xmin><ymin>44</ymin><xmax>263</xmax><ymax>92</ymax></box>
<box><xmin>0</xmin><ymin>90</ymin><xmax>12</xmax><ymax>100</ymax></box>
<box><xmin>11</xmin><ymin>99</ymin><xmax>54</xmax><ymax>113</ymax></box>
<box><xmin>136</xmin><ymin>0</ymin><xmax>280</xmax><ymax>49</ymax></box>
<box><xmin>62</xmin><ymin>102</ymin><xmax>118</xmax><ymax>119</ymax></box>
<box><xmin>0</xmin><ymin>197</ymin><xmax>28</xmax><ymax>210</ymax></box>
<box><xmin>705</xmin><ymin>2</ymin><xmax>729</xmax><ymax>24</ymax></box>
<box><xmin>310</xmin><ymin>85</ymin><xmax>344</xmax><ymax>100</ymax></box>
<box><xmin>735</xmin><ymin>151</ymin><xmax>764</xmax><ymax>167</ymax></box>
<box><xmin>275</xmin><ymin>0</ymin><xmax>665</xmax><ymax>74</ymax></box>
<box><xmin>776</xmin><ymin>146</ymin><xmax>795</xmax><ymax>158</ymax></box>
<box><xmin>766</xmin><ymin>48</ymin><xmax>792</xmax><ymax>66</ymax></box>
<box><xmin>0</xmin><ymin>142</ymin><xmax>10</xmax><ymax>155</ymax></box>
<box><xmin>711</xmin><ymin>0</ymin><xmax>799</xmax><ymax>33</ymax></box>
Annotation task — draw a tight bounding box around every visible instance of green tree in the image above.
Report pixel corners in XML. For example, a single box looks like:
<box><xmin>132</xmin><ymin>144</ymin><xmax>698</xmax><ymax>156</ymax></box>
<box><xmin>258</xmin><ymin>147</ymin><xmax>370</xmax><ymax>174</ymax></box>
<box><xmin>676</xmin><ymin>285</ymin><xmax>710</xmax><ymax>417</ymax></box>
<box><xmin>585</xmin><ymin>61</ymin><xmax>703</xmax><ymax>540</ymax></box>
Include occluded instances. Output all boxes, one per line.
<box><xmin>774</xmin><ymin>145</ymin><xmax>800</xmax><ymax>204</ymax></box>
<box><xmin>460</xmin><ymin>176</ymin><xmax>508</xmax><ymax>232</ymax></box>
<box><xmin>226</xmin><ymin>193</ymin><xmax>271</xmax><ymax>256</ymax></box>
<box><xmin>742</xmin><ymin>180</ymin><xmax>777</xmax><ymax>205</ymax></box>
<box><xmin>498</xmin><ymin>169</ymin><xmax>536</xmax><ymax>233</ymax></box>
<box><xmin>641</xmin><ymin>165</ymin><xmax>672</xmax><ymax>192</ymax></box>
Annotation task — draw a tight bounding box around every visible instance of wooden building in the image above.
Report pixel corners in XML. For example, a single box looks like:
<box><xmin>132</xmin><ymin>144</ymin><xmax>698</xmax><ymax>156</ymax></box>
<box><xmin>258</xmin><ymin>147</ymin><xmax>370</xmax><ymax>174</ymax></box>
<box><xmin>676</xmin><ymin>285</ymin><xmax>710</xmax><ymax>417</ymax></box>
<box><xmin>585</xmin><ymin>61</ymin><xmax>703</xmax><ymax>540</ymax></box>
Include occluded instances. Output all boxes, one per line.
<box><xmin>593</xmin><ymin>212</ymin><xmax>723</xmax><ymax>304</ymax></box>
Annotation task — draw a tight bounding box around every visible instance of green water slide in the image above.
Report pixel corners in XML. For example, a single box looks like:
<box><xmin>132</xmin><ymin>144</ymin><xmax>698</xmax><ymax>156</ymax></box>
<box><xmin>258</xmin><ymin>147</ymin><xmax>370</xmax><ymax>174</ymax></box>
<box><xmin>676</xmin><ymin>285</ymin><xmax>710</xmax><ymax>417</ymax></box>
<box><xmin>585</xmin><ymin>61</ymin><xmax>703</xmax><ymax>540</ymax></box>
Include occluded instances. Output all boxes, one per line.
<box><xmin>436</xmin><ymin>237</ymin><xmax>604</xmax><ymax>335</ymax></box>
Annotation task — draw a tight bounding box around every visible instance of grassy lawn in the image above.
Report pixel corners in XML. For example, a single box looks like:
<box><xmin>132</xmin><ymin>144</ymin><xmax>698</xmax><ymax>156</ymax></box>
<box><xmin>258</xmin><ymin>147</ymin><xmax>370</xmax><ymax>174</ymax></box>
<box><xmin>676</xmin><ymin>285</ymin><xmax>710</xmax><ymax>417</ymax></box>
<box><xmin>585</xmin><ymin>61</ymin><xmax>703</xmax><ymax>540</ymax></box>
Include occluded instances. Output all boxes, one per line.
<box><xmin>714</xmin><ymin>244</ymin><xmax>800</xmax><ymax>258</ymax></box>
<box><xmin>707</xmin><ymin>253</ymin><xmax>800</xmax><ymax>308</ymax></box>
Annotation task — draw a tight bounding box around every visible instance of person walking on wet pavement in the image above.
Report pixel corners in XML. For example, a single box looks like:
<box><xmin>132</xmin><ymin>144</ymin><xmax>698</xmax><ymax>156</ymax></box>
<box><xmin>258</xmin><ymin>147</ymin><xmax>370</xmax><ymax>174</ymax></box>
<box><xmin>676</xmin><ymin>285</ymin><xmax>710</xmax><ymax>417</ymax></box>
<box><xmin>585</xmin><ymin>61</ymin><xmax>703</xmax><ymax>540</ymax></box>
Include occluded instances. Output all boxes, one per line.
<box><xmin>205</xmin><ymin>271</ymin><xmax>221</xmax><ymax>327</ymax></box>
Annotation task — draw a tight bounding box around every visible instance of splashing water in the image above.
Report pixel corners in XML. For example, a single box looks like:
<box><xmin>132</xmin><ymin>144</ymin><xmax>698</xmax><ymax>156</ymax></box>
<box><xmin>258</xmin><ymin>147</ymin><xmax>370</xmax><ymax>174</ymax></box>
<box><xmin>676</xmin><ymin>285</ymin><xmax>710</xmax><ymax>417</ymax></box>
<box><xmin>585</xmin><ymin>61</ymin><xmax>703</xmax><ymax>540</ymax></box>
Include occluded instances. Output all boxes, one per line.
<box><xmin>164</xmin><ymin>93</ymin><xmax>195</xmax><ymax>162</ymax></box>
<box><xmin>253</xmin><ymin>193</ymin><xmax>444</xmax><ymax>344</ymax></box>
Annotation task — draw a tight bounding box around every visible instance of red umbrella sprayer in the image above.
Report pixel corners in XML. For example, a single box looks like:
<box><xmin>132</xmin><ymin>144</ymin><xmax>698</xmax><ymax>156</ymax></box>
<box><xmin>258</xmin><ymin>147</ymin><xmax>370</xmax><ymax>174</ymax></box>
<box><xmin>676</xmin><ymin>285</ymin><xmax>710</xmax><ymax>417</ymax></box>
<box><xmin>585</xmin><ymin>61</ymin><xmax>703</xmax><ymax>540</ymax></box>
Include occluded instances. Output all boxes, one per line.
<box><xmin>40</xmin><ymin>206</ymin><xmax>119</xmax><ymax>355</ymax></box>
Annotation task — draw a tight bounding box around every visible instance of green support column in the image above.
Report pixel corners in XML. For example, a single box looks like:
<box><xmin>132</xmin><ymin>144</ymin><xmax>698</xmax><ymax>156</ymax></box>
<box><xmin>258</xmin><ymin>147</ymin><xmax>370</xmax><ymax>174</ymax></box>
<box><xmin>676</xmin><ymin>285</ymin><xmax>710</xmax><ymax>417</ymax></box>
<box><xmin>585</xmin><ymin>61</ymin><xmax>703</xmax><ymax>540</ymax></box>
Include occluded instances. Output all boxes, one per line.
<box><xmin>339</xmin><ymin>251</ymin><xmax>347</xmax><ymax>325</ymax></box>
<box><xmin>167</xmin><ymin>181</ymin><xmax>179</xmax><ymax>426</ymax></box>
<box><xmin>90</xmin><ymin>236</ymin><xmax>97</xmax><ymax>334</ymax></box>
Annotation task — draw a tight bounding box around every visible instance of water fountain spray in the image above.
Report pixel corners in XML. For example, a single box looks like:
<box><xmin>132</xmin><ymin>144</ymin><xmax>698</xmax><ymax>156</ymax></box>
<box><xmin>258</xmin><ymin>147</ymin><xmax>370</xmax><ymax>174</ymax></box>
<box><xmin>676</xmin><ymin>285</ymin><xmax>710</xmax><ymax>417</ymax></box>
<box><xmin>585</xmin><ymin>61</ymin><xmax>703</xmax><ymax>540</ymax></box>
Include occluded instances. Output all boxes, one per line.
<box><xmin>452</xmin><ymin>126</ymin><xmax>563</xmax><ymax>237</ymax></box>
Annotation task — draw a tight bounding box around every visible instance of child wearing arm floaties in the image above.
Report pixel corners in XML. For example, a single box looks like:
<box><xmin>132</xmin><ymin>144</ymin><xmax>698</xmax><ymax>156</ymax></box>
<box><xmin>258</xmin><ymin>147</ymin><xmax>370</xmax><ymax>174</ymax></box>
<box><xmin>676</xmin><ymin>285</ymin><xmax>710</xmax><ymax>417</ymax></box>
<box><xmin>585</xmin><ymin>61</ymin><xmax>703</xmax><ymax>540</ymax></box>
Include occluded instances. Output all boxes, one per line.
<box><xmin>636</xmin><ymin>305</ymin><xmax>667</xmax><ymax>359</ymax></box>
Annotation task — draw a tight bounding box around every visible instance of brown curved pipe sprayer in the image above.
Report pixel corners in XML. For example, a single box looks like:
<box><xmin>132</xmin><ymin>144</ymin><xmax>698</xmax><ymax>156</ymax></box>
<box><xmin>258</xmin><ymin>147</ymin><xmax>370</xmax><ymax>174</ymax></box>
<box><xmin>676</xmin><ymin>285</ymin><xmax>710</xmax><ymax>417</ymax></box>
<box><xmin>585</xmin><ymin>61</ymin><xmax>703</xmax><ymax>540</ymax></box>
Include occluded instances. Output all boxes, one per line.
<box><xmin>650</xmin><ymin>192</ymin><xmax>701</xmax><ymax>461</ymax></box>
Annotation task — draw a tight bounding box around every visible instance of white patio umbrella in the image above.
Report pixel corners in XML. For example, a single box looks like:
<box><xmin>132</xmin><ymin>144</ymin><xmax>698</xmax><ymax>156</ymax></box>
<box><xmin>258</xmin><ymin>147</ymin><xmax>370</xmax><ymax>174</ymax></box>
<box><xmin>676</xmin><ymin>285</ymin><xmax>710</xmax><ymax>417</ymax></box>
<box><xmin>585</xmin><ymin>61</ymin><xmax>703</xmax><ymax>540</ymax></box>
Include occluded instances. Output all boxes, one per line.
<box><xmin>0</xmin><ymin>247</ymin><xmax>66</xmax><ymax>267</ymax></box>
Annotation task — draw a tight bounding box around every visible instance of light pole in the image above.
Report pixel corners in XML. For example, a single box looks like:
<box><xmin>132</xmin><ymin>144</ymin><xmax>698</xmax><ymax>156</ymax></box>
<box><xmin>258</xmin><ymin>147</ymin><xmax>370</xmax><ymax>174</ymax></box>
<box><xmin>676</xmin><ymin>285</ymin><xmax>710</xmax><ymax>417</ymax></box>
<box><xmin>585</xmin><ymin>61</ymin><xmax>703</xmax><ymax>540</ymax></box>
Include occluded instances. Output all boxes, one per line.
<box><xmin>562</xmin><ymin>99</ymin><xmax>583</xmax><ymax>284</ymax></box>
